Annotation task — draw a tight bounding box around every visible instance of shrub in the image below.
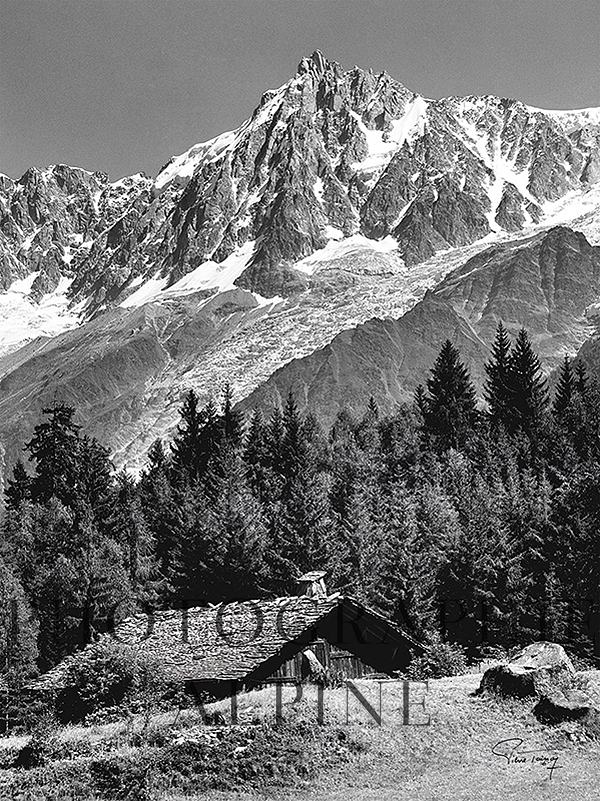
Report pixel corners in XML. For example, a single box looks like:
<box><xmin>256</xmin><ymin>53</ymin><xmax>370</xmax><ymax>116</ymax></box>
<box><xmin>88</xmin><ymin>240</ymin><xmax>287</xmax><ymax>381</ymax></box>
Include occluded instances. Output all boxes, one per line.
<box><xmin>1</xmin><ymin>759</ymin><xmax>94</xmax><ymax>800</ymax></box>
<box><xmin>13</xmin><ymin>712</ymin><xmax>61</xmax><ymax>768</ymax></box>
<box><xmin>150</xmin><ymin>720</ymin><xmax>362</xmax><ymax>793</ymax></box>
<box><xmin>406</xmin><ymin>640</ymin><xmax>468</xmax><ymax>679</ymax></box>
<box><xmin>570</xmin><ymin>652</ymin><xmax>598</xmax><ymax>671</ymax></box>
<box><xmin>56</xmin><ymin>641</ymin><xmax>135</xmax><ymax>722</ymax></box>
<box><xmin>90</xmin><ymin>751</ymin><xmax>153</xmax><ymax>800</ymax></box>
<box><xmin>56</xmin><ymin>639</ymin><xmax>176</xmax><ymax>723</ymax></box>
<box><xmin>13</xmin><ymin>691</ymin><xmax>56</xmax><ymax>734</ymax></box>
<box><xmin>82</xmin><ymin>704</ymin><xmax>129</xmax><ymax>726</ymax></box>
<box><xmin>6</xmin><ymin>719</ymin><xmax>365</xmax><ymax>798</ymax></box>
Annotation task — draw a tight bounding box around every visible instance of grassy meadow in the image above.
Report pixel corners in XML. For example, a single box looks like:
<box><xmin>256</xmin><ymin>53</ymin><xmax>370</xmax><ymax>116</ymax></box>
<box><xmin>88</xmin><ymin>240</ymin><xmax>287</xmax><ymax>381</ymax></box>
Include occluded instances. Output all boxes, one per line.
<box><xmin>0</xmin><ymin>671</ymin><xmax>599</xmax><ymax>800</ymax></box>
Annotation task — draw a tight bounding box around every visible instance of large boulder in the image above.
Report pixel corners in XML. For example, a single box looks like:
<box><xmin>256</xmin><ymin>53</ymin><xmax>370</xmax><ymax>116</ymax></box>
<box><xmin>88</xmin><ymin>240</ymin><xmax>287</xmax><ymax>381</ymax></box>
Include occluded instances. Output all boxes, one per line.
<box><xmin>534</xmin><ymin>689</ymin><xmax>600</xmax><ymax>736</ymax></box>
<box><xmin>477</xmin><ymin>641</ymin><xmax>575</xmax><ymax>698</ymax></box>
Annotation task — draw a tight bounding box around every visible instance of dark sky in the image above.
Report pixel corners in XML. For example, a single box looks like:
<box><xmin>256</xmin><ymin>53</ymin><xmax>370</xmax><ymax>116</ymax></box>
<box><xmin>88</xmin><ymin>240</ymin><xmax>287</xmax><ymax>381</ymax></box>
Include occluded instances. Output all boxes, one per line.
<box><xmin>1</xmin><ymin>0</ymin><xmax>598</xmax><ymax>181</ymax></box>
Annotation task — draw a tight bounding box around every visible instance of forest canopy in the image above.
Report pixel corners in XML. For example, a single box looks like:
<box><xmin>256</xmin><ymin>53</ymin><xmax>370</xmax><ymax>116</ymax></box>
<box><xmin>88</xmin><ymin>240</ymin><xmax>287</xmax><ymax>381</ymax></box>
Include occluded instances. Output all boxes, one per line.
<box><xmin>1</xmin><ymin>326</ymin><xmax>599</xmax><ymax>693</ymax></box>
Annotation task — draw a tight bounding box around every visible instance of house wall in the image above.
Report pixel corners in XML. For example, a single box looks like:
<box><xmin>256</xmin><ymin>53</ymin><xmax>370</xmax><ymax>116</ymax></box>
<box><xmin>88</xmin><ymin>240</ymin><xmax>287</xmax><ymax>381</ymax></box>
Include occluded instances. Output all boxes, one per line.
<box><xmin>270</xmin><ymin>638</ymin><xmax>373</xmax><ymax>681</ymax></box>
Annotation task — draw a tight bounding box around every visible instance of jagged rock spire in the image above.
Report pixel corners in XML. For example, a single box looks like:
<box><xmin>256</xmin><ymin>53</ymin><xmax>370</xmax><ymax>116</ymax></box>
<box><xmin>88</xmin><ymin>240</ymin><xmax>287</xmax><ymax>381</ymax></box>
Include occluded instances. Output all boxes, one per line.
<box><xmin>297</xmin><ymin>49</ymin><xmax>331</xmax><ymax>77</ymax></box>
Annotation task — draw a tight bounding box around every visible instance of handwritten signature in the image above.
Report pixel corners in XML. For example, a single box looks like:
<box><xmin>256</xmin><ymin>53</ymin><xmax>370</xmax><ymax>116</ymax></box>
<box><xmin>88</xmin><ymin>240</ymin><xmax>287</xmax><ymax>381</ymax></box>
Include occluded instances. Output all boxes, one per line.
<box><xmin>492</xmin><ymin>738</ymin><xmax>563</xmax><ymax>780</ymax></box>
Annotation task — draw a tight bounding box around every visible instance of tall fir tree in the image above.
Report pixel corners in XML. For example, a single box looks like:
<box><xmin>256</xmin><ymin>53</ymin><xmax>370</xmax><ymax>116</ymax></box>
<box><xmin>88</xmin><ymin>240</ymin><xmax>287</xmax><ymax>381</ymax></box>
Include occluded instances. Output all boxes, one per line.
<box><xmin>553</xmin><ymin>355</ymin><xmax>575</xmax><ymax>416</ymax></box>
<box><xmin>138</xmin><ymin>440</ymin><xmax>180</xmax><ymax>580</ymax></box>
<box><xmin>575</xmin><ymin>361</ymin><xmax>588</xmax><ymax>396</ymax></box>
<box><xmin>244</xmin><ymin>409</ymin><xmax>271</xmax><ymax>502</ymax></box>
<box><xmin>220</xmin><ymin>383</ymin><xmax>244</xmax><ymax>448</ymax></box>
<box><xmin>170</xmin><ymin>390</ymin><xmax>206</xmax><ymax>483</ymax></box>
<box><xmin>4</xmin><ymin>461</ymin><xmax>31</xmax><ymax>513</ymax></box>
<box><xmin>484</xmin><ymin>322</ymin><xmax>513</xmax><ymax>428</ymax></box>
<box><xmin>506</xmin><ymin>328</ymin><xmax>549</xmax><ymax>435</ymax></box>
<box><xmin>369</xmin><ymin>484</ymin><xmax>438</xmax><ymax>638</ymax></box>
<box><xmin>0</xmin><ymin>559</ymin><xmax>38</xmax><ymax>685</ymax></box>
<box><xmin>78</xmin><ymin>435</ymin><xmax>114</xmax><ymax>523</ymax></box>
<box><xmin>421</xmin><ymin>340</ymin><xmax>478</xmax><ymax>451</ymax></box>
<box><xmin>25</xmin><ymin>405</ymin><xmax>82</xmax><ymax>505</ymax></box>
<box><xmin>108</xmin><ymin>472</ymin><xmax>161</xmax><ymax>606</ymax></box>
<box><xmin>264</xmin><ymin>393</ymin><xmax>332</xmax><ymax>592</ymax></box>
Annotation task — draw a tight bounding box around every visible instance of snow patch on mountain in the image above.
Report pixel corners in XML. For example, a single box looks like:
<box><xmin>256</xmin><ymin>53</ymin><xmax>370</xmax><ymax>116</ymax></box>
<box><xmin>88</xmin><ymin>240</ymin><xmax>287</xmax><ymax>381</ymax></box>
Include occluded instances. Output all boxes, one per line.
<box><xmin>154</xmin><ymin>130</ymin><xmax>236</xmax><ymax>192</ymax></box>
<box><xmin>527</xmin><ymin>105</ymin><xmax>600</xmax><ymax>131</ymax></box>
<box><xmin>389</xmin><ymin>95</ymin><xmax>428</xmax><ymax>147</ymax></box>
<box><xmin>350</xmin><ymin>95</ymin><xmax>428</xmax><ymax>172</ymax></box>
<box><xmin>120</xmin><ymin>240</ymin><xmax>256</xmax><ymax>307</ymax></box>
<box><xmin>165</xmin><ymin>240</ymin><xmax>256</xmax><ymax>296</ymax></box>
<box><xmin>119</xmin><ymin>275</ymin><xmax>168</xmax><ymax>308</ymax></box>
<box><xmin>251</xmin><ymin>83</ymin><xmax>290</xmax><ymax>127</ymax></box>
<box><xmin>542</xmin><ymin>183</ymin><xmax>600</xmax><ymax>244</ymax></box>
<box><xmin>295</xmin><ymin>233</ymin><xmax>398</xmax><ymax>275</ymax></box>
<box><xmin>251</xmin><ymin>292</ymin><xmax>285</xmax><ymax>309</ymax></box>
<box><xmin>0</xmin><ymin>275</ymin><xmax>79</xmax><ymax>357</ymax></box>
<box><xmin>313</xmin><ymin>176</ymin><xmax>325</xmax><ymax>204</ymax></box>
<box><xmin>455</xmin><ymin>106</ymin><xmax>534</xmax><ymax>200</ymax></box>
<box><xmin>19</xmin><ymin>229</ymin><xmax>41</xmax><ymax>253</ymax></box>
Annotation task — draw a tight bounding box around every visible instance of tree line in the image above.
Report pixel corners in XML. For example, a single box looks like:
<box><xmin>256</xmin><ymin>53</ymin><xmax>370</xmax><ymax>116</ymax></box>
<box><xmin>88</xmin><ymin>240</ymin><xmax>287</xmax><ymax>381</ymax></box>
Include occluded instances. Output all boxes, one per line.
<box><xmin>1</xmin><ymin>324</ymin><xmax>599</xmax><ymax>689</ymax></box>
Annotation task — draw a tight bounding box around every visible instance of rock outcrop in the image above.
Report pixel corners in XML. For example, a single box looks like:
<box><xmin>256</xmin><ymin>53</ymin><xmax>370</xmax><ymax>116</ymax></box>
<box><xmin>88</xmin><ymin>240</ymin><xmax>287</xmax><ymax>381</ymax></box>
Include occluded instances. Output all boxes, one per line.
<box><xmin>533</xmin><ymin>688</ymin><xmax>600</xmax><ymax>733</ymax></box>
<box><xmin>477</xmin><ymin>642</ymin><xmax>576</xmax><ymax>698</ymax></box>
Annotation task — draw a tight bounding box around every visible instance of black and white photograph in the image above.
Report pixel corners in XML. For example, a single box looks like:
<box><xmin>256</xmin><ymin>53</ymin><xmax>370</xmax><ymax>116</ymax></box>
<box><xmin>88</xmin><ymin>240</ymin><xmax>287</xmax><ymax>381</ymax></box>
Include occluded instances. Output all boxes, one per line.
<box><xmin>0</xmin><ymin>0</ymin><xmax>599</xmax><ymax>798</ymax></box>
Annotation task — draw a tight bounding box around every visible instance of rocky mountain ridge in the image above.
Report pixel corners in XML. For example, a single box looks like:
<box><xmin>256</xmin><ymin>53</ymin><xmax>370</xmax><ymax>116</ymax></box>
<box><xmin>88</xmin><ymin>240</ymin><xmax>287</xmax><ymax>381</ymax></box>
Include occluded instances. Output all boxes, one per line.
<box><xmin>0</xmin><ymin>51</ymin><xmax>599</xmax><ymax>475</ymax></box>
<box><xmin>240</xmin><ymin>225</ymin><xmax>600</xmax><ymax>424</ymax></box>
<box><xmin>2</xmin><ymin>51</ymin><xmax>600</xmax><ymax>326</ymax></box>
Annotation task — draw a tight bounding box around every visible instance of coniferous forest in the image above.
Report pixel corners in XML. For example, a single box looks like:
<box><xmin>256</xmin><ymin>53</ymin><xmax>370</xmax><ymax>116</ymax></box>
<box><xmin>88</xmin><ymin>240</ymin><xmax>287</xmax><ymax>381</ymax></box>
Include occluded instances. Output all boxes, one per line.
<box><xmin>1</xmin><ymin>325</ymin><xmax>599</xmax><ymax>692</ymax></box>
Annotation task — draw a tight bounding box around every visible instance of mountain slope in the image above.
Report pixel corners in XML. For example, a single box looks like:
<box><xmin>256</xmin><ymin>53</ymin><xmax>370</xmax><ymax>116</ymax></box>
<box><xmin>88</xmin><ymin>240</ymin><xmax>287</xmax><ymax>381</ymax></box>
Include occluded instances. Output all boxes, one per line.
<box><xmin>0</xmin><ymin>51</ymin><xmax>599</xmax><ymax>474</ymax></box>
<box><xmin>240</xmin><ymin>226</ymin><xmax>600</xmax><ymax>424</ymax></box>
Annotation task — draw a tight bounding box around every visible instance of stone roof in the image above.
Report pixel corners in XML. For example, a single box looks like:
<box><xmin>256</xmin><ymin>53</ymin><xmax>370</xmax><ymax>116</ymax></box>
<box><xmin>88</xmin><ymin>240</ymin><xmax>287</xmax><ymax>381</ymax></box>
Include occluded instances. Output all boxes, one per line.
<box><xmin>30</xmin><ymin>593</ymin><xmax>422</xmax><ymax>691</ymax></box>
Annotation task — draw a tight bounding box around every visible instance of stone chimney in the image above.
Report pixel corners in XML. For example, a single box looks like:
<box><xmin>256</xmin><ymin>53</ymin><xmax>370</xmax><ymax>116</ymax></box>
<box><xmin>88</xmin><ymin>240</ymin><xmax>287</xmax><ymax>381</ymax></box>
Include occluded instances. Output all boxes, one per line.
<box><xmin>297</xmin><ymin>570</ymin><xmax>328</xmax><ymax>599</ymax></box>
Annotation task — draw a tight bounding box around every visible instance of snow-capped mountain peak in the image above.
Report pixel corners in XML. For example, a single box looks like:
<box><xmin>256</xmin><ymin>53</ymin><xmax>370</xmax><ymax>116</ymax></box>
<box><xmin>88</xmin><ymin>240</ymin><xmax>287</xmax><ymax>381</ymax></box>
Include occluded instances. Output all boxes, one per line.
<box><xmin>0</xmin><ymin>52</ymin><xmax>599</xmax><ymax>476</ymax></box>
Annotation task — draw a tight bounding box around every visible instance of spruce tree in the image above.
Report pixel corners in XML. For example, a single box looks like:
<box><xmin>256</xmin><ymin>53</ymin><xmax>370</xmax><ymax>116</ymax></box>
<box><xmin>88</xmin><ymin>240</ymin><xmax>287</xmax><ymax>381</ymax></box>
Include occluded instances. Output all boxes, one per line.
<box><xmin>553</xmin><ymin>355</ymin><xmax>574</xmax><ymax>416</ymax></box>
<box><xmin>367</xmin><ymin>395</ymin><xmax>379</xmax><ymax>421</ymax></box>
<box><xmin>356</xmin><ymin>399</ymin><xmax>380</xmax><ymax>453</ymax></box>
<box><xmin>166</xmin><ymin>486</ymin><xmax>212</xmax><ymax>603</ymax></box>
<box><xmin>280</xmin><ymin>391</ymin><xmax>303</xmax><ymax>481</ymax></box>
<box><xmin>209</xmin><ymin>451</ymin><xmax>268</xmax><ymax>600</ymax></box>
<box><xmin>244</xmin><ymin>410</ymin><xmax>271</xmax><ymax>501</ymax></box>
<box><xmin>264</xmin><ymin>392</ymin><xmax>332</xmax><ymax>592</ymax></box>
<box><xmin>328</xmin><ymin>478</ymin><xmax>376</xmax><ymax>598</ymax></box>
<box><xmin>197</xmin><ymin>397</ymin><xmax>221</xmax><ymax>477</ymax></box>
<box><xmin>221</xmin><ymin>383</ymin><xmax>243</xmax><ymax>448</ymax></box>
<box><xmin>267</xmin><ymin>406</ymin><xmax>284</xmax><ymax>472</ymax></box>
<box><xmin>328</xmin><ymin>405</ymin><xmax>382</xmax><ymax>598</ymax></box>
<box><xmin>204</xmin><ymin>386</ymin><xmax>246</xmax><ymax>504</ymax></box>
<box><xmin>484</xmin><ymin>322</ymin><xmax>513</xmax><ymax>427</ymax></box>
<box><xmin>0</xmin><ymin>560</ymin><xmax>38</xmax><ymax>685</ymax></box>
<box><xmin>500</xmin><ymin>464</ymin><xmax>553</xmax><ymax>643</ymax></box>
<box><xmin>422</xmin><ymin>340</ymin><xmax>478</xmax><ymax>451</ymax></box>
<box><xmin>575</xmin><ymin>361</ymin><xmax>588</xmax><ymax>396</ymax></box>
<box><xmin>109</xmin><ymin>472</ymin><xmax>160</xmax><ymax>605</ymax></box>
<box><xmin>25</xmin><ymin>405</ymin><xmax>82</xmax><ymax>505</ymax></box>
<box><xmin>5</xmin><ymin>461</ymin><xmax>31</xmax><ymax>512</ymax></box>
<box><xmin>369</xmin><ymin>485</ymin><xmax>437</xmax><ymax>638</ymax></box>
<box><xmin>414</xmin><ymin>384</ymin><xmax>427</xmax><ymax>419</ymax></box>
<box><xmin>551</xmin><ymin>468</ymin><xmax>600</xmax><ymax>656</ymax></box>
<box><xmin>378</xmin><ymin>406</ymin><xmax>423</xmax><ymax>488</ymax></box>
<box><xmin>73</xmin><ymin>499</ymin><xmax>132</xmax><ymax>646</ymax></box>
<box><xmin>139</xmin><ymin>440</ymin><xmax>179</xmax><ymax>579</ymax></box>
<box><xmin>506</xmin><ymin>328</ymin><xmax>549</xmax><ymax>434</ymax></box>
<box><xmin>170</xmin><ymin>390</ymin><xmax>206</xmax><ymax>482</ymax></box>
<box><xmin>78</xmin><ymin>435</ymin><xmax>114</xmax><ymax>520</ymax></box>
<box><xmin>440</xmin><ymin>452</ymin><xmax>518</xmax><ymax>650</ymax></box>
